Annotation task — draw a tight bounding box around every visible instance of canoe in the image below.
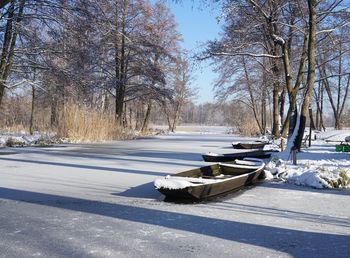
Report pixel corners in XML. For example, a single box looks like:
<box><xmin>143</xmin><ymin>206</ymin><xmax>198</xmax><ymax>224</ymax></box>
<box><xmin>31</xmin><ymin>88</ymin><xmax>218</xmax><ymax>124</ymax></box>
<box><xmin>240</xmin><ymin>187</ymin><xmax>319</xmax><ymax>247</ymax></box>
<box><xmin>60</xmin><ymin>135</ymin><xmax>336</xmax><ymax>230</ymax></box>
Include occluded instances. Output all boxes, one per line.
<box><xmin>232</xmin><ymin>142</ymin><xmax>268</xmax><ymax>149</ymax></box>
<box><xmin>202</xmin><ymin>150</ymin><xmax>276</xmax><ymax>162</ymax></box>
<box><xmin>154</xmin><ymin>158</ymin><xmax>265</xmax><ymax>200</ymax></box>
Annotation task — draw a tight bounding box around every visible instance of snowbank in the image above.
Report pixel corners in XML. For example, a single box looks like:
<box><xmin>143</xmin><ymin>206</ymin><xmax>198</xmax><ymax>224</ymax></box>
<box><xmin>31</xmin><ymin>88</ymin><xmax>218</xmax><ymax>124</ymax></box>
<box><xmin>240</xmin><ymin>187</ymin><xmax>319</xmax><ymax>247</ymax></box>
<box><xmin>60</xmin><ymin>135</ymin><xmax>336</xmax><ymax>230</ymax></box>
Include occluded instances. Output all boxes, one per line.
<box><xmin>0</xmin><ymin>133</ymin><xmax>56</xmax><ymax>147</ymax></box>
<box><xmin>265</xmin><ymin>156</ymin><xmax>350</xmax><ymax>189</ymax></box>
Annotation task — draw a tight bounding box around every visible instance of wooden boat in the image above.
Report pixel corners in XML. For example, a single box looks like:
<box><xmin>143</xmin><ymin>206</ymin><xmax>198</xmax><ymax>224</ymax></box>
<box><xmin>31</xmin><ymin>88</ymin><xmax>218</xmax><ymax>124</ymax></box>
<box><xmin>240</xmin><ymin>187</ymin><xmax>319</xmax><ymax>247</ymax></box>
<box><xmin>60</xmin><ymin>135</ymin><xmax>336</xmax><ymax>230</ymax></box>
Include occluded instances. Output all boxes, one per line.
<box><xmin>232</xmin><ymin>141</ymin><xmax>268</xmax><ymax>149</ymax></box>
<box><xmin>154</xmin><ymin>158</ymin><xmax>265</xmax><ymax>200</ymax></box>
<box><xmin>202</xmin><ymin>150</ymin><xmax>276</xmax><ymax>162</ymax></box>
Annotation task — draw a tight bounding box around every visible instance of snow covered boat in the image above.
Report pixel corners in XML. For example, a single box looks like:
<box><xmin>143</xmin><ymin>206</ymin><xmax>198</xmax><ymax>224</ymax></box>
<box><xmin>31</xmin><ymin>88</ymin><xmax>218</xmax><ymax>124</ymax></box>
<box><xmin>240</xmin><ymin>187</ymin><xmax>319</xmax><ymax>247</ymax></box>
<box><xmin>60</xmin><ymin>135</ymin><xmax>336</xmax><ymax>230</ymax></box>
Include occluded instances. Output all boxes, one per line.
<box><xmin>202</xmin><ymin>150</ymin><xmax>276</xmax><ymax>162</ymax></box>
<box><xmin>154</xmin><ymin>158</ymin><xmax>265</xmax><ymax>200</ymax></box>
<box><xmin>232</xmin><ymin>141</ymin><xmax>268</xmax><ymax>149</ymax></box>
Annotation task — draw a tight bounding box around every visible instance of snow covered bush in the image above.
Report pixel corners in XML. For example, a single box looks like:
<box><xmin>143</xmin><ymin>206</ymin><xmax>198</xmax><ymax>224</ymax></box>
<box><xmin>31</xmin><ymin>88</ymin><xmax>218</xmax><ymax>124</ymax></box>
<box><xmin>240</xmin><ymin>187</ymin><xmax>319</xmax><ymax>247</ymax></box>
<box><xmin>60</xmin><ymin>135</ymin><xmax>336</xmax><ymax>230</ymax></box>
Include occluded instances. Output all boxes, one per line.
<box><xmin>265</xmin><ymin>158</ymin><xmax>350</xmax><ymax>189</ymax></box>
<box><xmin>6</xmin><ymin>137</ymin><xmax>25</xmax><ymax>147</ymax></box>
<box><xmin>320</xmin><ymin>169</ymin><xmax>350</xmax><ymax>188</ymax></box>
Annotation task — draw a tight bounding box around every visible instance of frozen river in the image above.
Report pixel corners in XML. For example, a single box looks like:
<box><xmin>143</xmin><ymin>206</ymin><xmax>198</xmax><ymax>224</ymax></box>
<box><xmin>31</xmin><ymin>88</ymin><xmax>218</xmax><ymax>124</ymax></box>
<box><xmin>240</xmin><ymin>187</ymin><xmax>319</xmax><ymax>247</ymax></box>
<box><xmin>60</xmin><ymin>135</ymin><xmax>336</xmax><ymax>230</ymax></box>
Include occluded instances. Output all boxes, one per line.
<box><xmin>0</xmin><ymin>133</ymin><xmax>349</xmax><ymax>257</ymax></box>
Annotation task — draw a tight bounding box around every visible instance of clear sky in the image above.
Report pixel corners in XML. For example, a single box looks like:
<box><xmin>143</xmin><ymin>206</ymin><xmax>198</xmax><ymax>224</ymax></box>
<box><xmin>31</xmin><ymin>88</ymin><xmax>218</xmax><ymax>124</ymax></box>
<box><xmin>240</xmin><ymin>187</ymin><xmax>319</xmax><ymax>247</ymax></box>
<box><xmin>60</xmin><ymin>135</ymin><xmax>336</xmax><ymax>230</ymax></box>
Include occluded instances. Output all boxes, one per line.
<box><xmin>164</xmin><ymin>1</ymin><xmax>222</xmax><ymax>103</ymax></box>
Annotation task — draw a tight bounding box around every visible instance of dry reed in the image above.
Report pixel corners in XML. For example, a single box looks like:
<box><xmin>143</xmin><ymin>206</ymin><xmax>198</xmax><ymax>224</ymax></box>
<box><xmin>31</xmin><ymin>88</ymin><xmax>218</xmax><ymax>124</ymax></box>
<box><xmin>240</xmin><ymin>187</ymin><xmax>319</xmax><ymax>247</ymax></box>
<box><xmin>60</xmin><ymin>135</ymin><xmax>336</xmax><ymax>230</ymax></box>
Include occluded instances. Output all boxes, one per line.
<box><xmin>239</xmin><ymin>117</ymin><xmax>261</xmax><ymax>136</ymax></box>
<box><xmin>57</xmin><ymin>103</ymin><xmax>133</xmax><ymax>142</ymax></box>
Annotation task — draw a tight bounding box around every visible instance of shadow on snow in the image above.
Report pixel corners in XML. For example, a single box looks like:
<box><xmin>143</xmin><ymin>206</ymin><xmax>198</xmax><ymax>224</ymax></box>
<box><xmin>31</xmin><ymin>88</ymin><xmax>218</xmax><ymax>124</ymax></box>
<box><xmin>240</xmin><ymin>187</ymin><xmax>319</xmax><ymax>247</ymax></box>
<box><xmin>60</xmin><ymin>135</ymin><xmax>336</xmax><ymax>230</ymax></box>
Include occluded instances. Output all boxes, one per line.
<box><xmin>0</xmin><ymin>187</ymin><xmax>348</xmax><ymax>258</ymax></box>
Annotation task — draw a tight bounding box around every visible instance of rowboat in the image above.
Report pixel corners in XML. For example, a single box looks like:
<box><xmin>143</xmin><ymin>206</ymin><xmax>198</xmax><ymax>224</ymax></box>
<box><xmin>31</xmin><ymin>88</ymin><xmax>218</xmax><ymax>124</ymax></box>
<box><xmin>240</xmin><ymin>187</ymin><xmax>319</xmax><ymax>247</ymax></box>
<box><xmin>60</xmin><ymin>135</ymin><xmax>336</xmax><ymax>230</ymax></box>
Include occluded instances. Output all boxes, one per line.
<box><xmin>202</xmin><ymin>150</ymin><xmax>276</xmax><ymax>162</ymax></box>
<box><xmin>232</xmin><ymin>141</ymin><xmax>268</xmax><ymax>149</ymax></box>
<box><xmin>154</xmin><ymin>158</ymin><xmax>265</xmax><ymax>200</ymax></box>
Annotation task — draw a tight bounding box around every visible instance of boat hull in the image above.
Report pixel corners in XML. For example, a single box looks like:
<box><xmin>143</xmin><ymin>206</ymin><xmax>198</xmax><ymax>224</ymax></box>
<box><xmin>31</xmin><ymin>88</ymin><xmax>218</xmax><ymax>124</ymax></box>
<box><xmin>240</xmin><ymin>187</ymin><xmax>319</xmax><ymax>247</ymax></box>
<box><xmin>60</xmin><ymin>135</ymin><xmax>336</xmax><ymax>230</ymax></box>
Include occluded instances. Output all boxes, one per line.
<box><xmin>202</xmin><ymin>150</ymin><xmax>274</xmax><ymax>162</ymax></box>
<box><xmin>232</xmin><ymin>142</ymin><xmax>267</xmax><ymax>149</ymax></box>
<box><xmin>155</xmin><ymin>159</ymin><xmax>265</xmax><ymax>200</ymax></box>
<box><xmin>157</xmin><ymin>170</ymin><xmax>262</xmax><ymax>200</ymax></box>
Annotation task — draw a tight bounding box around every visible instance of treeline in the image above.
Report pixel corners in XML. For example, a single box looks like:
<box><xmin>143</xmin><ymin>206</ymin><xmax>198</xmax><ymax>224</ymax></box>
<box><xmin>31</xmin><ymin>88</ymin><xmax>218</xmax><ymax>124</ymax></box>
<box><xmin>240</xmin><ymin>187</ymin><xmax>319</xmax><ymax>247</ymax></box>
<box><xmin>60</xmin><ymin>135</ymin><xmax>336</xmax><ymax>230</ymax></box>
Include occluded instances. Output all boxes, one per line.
<box><xmin>151</xmin><ymin>100</ymin><xmax>342</xmax><ymax>135</ymax></box>
<box><xmin>0</xmin><ymin>0</ymin><xmax>194</xmax><ymax>140</ymax></box>
<box><xmin>201</xmin><ymin>0</ymin><xmax>350</xmax><ymax>149</ymax></box>
<box><xmin>1</xmin><ymin>1</ymin><xmax>350</xmax><ymax>146</ymax></box>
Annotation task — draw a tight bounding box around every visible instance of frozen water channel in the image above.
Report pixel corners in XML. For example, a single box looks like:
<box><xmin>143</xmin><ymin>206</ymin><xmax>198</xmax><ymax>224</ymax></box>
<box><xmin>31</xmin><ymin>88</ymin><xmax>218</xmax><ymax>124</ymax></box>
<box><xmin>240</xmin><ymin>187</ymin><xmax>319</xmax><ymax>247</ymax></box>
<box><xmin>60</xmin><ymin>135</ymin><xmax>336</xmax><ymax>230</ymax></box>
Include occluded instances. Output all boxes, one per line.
<box><xmin>0</xmin><ymin>133</ymin><xmax>349</xmax><ymax>258</ymax></box>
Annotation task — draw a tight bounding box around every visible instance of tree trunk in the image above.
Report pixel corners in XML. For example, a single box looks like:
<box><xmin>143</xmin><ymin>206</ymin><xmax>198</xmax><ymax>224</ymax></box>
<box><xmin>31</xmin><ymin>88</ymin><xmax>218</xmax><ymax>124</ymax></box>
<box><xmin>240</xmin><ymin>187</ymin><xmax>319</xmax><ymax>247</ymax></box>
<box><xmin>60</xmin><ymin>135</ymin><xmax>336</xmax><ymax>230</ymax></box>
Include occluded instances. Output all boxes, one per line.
<box><xmin>279</xmin><ymin>87</ymin><xmax>286</xmax><ymax>125</ymax></box>
<box><xmin>114</xmin><ymin>0</ymin><xmax>127</xmax><ymax>127</ymax></box>
<box><xmin>29</xmin><ymin>85</ymin><xmax>35</xmax><ymax>135</ymax></box>
<box><xmin>319</xmin><ymin>82</ymin><xmax>326</xmax><ymax>131</ymax></box>
<box><xmin>0</xmin><ymin>0</ymin><xmax>25</xmax><ymax>107</ymax></box>
<box><xmin>272</xmin><ymin>80</ymin><xmax>280</xmax><ymax>138</ymax></box>
<box><xmin>135</xmin><ymin>102</ymin><xmax>141</xmax><ymax>130</ymax></box>
<box><xmin>51</xmin><ymin>95</ymin><xmax>58</xmax><ymax>129</ymax></box>
<box><xmin>0</xmin><ymin>82</ymin><xmax>5</xmax><ymax>109</ymax></box>
<box><xmin>171</xmin><ymin>103</ymin><xmax>181</xmax><ymax>133</ymax></box>
<box><xmin>294</xmin><ymin>0</ymin><xmax>317</xmax><ymax>151</ymax></box>
<box><xmin>129</xmin><ymin>106</ymin><xmax>133</xmax><ymax>129</ymax></box>
<box><xmin>162</xmin><ymin>101</ymin><xmax>172</xmax><ymax>131</ymax></box>
<box><xmin>261</xmin><ymin>82</ymin><xmax>267</xmax><ymax>134</ymax></box>
<box><xmin>334</xmin><ymin>115</ymin><xmax>342</xmax><ymax>130</ymax></box>
<box><xmin>280</xmin><ymin>34</ymin><xmax>308</xmax><ymax>138</ymax></box>
<box><xmin>141</xmin><ymin>101</ymin><xmax>152</xmax><ymax>133</ymax></box>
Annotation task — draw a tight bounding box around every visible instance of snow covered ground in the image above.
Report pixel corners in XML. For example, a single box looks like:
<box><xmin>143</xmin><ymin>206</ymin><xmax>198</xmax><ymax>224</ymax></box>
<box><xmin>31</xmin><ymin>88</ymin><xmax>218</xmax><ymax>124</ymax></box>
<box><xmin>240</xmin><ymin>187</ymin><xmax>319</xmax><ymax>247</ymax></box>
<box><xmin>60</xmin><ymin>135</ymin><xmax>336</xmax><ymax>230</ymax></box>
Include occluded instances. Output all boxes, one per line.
<box><xmin>0</xmin><ymin>129</ymin><xmax>349</xmax><ymax>257</ymax></box>
<box><xmin>264</xmin><ymin>130</ymin><xmax>350</xmax><ymax>189</ymax></box>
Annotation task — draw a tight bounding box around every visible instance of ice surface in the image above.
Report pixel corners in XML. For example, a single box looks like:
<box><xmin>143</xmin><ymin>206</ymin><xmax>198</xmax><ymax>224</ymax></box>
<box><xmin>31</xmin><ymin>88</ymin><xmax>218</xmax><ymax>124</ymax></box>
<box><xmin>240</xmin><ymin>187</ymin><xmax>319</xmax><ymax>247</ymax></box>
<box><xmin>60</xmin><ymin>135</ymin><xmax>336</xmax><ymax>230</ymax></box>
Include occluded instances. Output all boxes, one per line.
<box><xmin>0</xmin><ymin>127</ymin><xmax>349</xmax><ymax>257</ymax></box>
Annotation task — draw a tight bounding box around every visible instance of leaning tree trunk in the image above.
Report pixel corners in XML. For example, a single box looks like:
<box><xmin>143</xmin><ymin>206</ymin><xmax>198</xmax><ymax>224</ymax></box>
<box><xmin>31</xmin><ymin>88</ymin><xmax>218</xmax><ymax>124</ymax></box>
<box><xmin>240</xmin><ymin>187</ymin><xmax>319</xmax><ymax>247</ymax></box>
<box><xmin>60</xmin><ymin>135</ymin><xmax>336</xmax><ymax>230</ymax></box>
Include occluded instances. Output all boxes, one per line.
<box><xmin>162</xmin><ymin>101</ymin><xmax>172</xmax><ymax>131</ymax></box>
<box><xmin>272</xmin><ymin>80</ymin><xmax>280</xmax><ymax>138</ymax></box>
<box><xmin>141</xmin><ymin>101</ymin><xmax>152</xmax><ymax>134</ymax></box>
<box><xmin>171</xmin><ymin>102</ymin><xmax>181</xmax><ymax>133</ymax></box>
<box><xmin>294</xmin><ymin>0</ymin><xmax>317</xmax><ymax>151</ymax></box>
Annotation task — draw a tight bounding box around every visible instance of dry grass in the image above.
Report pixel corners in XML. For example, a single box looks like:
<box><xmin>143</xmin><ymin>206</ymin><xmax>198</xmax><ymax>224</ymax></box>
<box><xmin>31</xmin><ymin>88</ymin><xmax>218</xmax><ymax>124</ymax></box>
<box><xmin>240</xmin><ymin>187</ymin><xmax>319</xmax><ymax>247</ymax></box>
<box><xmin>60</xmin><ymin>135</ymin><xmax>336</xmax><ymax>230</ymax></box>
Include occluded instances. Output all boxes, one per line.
<box><xmin>238</xmin><ymin>118</ymin><xmax>261</xmax><ymax>136</ymax></box>
<box><xmin>0</xmin><ymin>124</ymin><xmax>27</xmax><ymax>133</ymax></box>
<box><xmin>57</xmin><ymin>103</ymin><xmax>134</xmax><ymax>142</ymax></box>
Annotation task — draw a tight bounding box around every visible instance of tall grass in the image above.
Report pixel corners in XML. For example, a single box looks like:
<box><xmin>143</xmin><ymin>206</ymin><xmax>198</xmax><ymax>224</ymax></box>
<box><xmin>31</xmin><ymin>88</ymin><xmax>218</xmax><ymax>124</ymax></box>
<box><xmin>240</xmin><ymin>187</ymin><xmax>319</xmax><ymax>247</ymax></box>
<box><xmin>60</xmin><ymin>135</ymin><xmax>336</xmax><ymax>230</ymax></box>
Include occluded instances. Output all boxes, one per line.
<box><xmin>57</xmin><ymin>103</ymin><xmax>133</xmax><ymax>142</ymax></box>
<box><xmin>238</xmin><ymin>117</ymin><xmax>261</xmax><ymax>136</ymax></box>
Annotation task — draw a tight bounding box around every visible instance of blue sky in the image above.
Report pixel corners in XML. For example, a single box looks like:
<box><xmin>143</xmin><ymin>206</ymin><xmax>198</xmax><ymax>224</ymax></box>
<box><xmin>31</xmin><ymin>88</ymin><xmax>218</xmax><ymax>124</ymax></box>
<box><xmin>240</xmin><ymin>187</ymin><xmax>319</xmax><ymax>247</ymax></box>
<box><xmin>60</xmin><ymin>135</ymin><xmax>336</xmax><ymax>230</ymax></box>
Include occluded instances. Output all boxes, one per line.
<box><xmin>164</xmin><ymin>1</ymin><xmax>222</xmax><ymax>103</ymax></box>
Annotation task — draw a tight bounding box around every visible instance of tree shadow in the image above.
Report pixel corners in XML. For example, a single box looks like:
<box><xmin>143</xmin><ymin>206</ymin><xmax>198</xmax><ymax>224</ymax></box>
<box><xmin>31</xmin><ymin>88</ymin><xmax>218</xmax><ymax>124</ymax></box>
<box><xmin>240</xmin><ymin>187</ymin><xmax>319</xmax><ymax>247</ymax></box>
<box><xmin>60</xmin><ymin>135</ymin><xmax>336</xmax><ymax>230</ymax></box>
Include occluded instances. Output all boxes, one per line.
<box><xmin>0</xmin><ymin>152</ymin><xmax>17</xmax><ymax>155</ymax></box>
<box><xmin>205</xmin><ymin>202</ymin><xmax>350</xmax><ymax>228</ymax></box>
<box><xmin>0</xmin><ymin>187</ymin><xmax>348</xmax><ymax>258</ymax></box>
<box><xmin>112</xmin><ymin>182</ymin><xmax>160</xmax><ymax>199</ymax></box>
<box><xmin>9</xmin><ymin>147</ymin><xmax>202</xmax><ymax>167</ymax></box>
<box><xmin>0</xmin><ymin>157</ymin><xmax>168</xmax><ymax>177</ymax></box>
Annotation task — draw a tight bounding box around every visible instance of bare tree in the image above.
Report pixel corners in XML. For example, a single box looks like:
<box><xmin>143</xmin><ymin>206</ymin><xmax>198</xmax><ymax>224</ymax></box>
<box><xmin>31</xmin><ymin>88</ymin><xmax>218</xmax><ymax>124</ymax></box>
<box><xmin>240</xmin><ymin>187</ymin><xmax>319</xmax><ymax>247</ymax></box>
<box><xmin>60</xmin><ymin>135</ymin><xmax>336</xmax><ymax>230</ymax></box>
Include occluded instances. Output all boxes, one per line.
<box><xmin>0</xmin><ymin>0</ymin><xmax>26</xmax><ymax>108</ymax></box>
<box><xmin>168</xmin><ymin>58</ymin><xmax>196</xmax><ymax>132</ymax></box>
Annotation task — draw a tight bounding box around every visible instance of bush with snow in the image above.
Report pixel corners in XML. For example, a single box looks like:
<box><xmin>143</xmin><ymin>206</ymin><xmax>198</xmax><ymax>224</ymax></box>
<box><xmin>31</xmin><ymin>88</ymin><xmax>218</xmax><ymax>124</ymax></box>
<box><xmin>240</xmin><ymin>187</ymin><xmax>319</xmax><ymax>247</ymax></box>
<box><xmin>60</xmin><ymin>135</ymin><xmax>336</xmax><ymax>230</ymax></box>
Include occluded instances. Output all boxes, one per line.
<box><xmin>6</xmin><ymin>137</ymin><xmax>25</xmax><ymax>147</ymax></box>
<box><xmin>265</xmin><ymin>158</ymin><xmax>350</xmax><ymax>189</ymax></box>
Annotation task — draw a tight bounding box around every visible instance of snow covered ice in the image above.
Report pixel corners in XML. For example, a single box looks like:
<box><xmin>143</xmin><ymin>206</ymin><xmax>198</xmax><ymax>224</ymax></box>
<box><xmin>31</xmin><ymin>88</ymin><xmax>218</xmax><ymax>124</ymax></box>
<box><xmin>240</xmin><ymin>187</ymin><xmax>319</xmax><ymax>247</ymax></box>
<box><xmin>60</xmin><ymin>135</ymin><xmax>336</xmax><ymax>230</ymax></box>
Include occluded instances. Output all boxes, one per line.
<box><xmin>0</xmin><ymin>128</ymin><xmax>349</xmax><ymax>257</ymax></box>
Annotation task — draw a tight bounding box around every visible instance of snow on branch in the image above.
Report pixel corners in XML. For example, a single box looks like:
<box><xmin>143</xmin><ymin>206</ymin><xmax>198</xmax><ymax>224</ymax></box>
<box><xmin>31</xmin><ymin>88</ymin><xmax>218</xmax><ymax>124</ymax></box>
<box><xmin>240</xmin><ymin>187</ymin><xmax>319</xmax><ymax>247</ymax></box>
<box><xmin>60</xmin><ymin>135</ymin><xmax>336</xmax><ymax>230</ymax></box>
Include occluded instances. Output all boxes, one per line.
<box><xmin>317</xmin><ymin>21</ymin><xmax>350</xmax><ymax>35</ymax></box>
<box><xmin>272</xmin><ymin>34</ymin><xmax>285</xmax><ymax>45</ymax></box>
<box><xmin>204</xmin><ymin>51</ymin><xmax>282</xmax><ymax>59</ymax></box>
